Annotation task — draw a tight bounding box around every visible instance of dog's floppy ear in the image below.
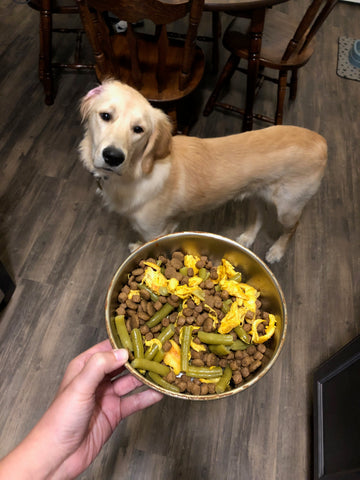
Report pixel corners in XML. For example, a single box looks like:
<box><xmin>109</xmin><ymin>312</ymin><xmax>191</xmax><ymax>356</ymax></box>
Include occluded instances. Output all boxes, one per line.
<box><xmin>142</xmin><ymin>108</ymin><xmax>173</xmax><ymax>175</ymax></box>
<box><xmin>79</xmin><ymin>85</ymin><xmax>104</xmax><ymax>122</ymax></box>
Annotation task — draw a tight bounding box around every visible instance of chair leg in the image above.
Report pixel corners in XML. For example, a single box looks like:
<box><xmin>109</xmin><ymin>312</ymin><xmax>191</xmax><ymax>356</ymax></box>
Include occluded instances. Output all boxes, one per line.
<box><xmin>203</xmin><ymin>53</ymin><xmax>240</xmax><ymax>116</ymax></box>
<box><xmin>275</xmin><ymin>70</ymin><xmax>288</xmax><ymax>125</ymax></box>
<box><xmin>40</xmin><ymin>0</ymin><xmax>54</xmax><ymax>105</ymax></box>
<box><xmin>290</xmin><ymin>69</ymin><xmax>298</xmax><ymax>100</ymax></box>
<box><xmin>211</xmin><ymin>12</ymin><xmax>221</xmax><ymax>72</ymax></box>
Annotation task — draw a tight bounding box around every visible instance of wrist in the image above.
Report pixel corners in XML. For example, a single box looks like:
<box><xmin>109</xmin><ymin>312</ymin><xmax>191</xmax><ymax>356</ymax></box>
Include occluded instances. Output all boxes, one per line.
<box><xmin>0</xmin><ymin>420</ymin><xmax>66</xmax><ymax>479</ymax></box>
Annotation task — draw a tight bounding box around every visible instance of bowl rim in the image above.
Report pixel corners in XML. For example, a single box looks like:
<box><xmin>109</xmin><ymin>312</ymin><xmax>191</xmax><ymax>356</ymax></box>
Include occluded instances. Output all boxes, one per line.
<box><xmin>105</xmin><ymin>231</ymin><xmax>287</xmax><ymax>401</ymax></box>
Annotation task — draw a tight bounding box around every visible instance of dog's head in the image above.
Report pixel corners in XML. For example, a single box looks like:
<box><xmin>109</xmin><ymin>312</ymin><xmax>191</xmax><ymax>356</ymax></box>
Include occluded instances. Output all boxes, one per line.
<box><xmin>79</xmin><ymin>80</ymin><xmax>173</xmax><ymax>178</ymax></box>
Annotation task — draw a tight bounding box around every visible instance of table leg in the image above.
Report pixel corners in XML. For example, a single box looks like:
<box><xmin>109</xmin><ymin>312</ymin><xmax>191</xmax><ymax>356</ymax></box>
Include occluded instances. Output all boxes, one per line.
<box><xmin>242</xmin><ymin>8</ymin><xmax>265</xmax><ymax>131</ymax></box>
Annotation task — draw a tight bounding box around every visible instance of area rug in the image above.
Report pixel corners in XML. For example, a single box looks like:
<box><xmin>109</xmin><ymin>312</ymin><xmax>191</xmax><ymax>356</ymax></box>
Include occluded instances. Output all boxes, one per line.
<box><xmin>337</xmin><ymin>36</ymin><xmax>360</xmax><ymax>81</ymax></box>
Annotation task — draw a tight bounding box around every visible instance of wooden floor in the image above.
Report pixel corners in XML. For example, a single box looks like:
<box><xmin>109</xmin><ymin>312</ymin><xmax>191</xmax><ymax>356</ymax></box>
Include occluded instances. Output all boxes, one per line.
<box><xmin>1</xmin><ymin>1</ymin><xmax>359</xmax><ymax>478</ymax></box>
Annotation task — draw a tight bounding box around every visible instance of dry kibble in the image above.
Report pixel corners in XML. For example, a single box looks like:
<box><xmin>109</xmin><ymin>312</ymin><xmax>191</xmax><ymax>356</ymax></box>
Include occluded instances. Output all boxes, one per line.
<box><xmin>246</xmin><ymin>345</ymin><xmax>257</xmax><ymax>355</ymax></box>
<box><xmin>241</xmin><ymin>356</ymin><xmax>253</xmax><ymax>367</ymax></box>
<box><xmin>249</xmin><ymin>360</ymin><xmax>262</xmax><ymax>372</ymax></box>
<box><xmin>191</xmin><ymin>358</ymin><xmax>205</xmax><ymax>367</ymax></box>
<box><xmin>140</xmin><ymin>289</ymin><xmax>151</xmax><ymax>300</ymax></box>
<box><xmin>254</xmin><ymin>351</ymin><xmax>264</xmax><ymax>361</ymax></box>
<box><xmin>203</xmin><ymin>318</ymin><xmax>213</xmax><ymax>332</ymax></box>
<box><xmin>140</xmin><ymin>325</ymin><xmax>149</xmax><ymax>335</ymax></box>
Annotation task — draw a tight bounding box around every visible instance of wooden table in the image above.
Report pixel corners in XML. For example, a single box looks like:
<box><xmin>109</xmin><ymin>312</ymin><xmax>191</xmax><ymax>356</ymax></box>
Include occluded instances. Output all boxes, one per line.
<box><xmin>204</xmin><ymin>0</ymin><xmax>289</xmax><ymax>131</ymax></box>
<box><xmin>33</xmin><ymin>0</ymin><xmax>288</xmax><ymax>129</ymax></box>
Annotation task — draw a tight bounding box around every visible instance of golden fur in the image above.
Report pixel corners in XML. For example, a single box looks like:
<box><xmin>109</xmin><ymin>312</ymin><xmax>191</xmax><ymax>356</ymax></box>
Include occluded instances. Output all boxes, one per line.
<box><xmin>79</xmin><ymin>80</ymin><xmax>327</xmax><ymax>263</ymax></box>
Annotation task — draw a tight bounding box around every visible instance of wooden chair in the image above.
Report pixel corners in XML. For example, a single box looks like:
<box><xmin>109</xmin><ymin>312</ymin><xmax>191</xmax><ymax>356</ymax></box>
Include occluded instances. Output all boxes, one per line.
<box><xmin>76</xmin><ymin>0</ymin><xmax>205</xmax><ymax>132</ymax></box>
<box><xmin>204</xmin><ymin>0</ymin><xmax>338</xmax><ymax>126</ymax></box>
<box><xmin>28</xmin><ymin>0</ymin><xmax>94</xmax><ymax>105</ymax></box>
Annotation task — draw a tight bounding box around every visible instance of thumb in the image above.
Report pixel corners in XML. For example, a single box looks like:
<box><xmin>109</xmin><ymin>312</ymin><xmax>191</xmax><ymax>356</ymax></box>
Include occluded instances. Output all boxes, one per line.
<box><xmin>73</xmin><ymin>349</ymin><xmax>129</xmax><ymax>396</ymax></box>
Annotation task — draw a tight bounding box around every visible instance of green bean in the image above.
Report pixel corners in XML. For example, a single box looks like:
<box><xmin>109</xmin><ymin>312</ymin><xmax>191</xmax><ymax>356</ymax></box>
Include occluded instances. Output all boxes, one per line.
<box><xmin>221</xmin><ymin>298</ymin><xmax>233</xmax><ymax>314</ymax></box>
<box><xmin>153</xmin><ymin>349</ymin><xmax>165</xmax><ymax>363</ymax></box>
<box><xmin>145</xmin><ymin>324</ymin><xmax>176</xmax><ymax>360</ymax></box>
<box><xmin>231</xmin><ymin>272</ymin><xmax>242</xmax><ymax>283</ymax></box>
<box><xmin>130</xmin><ymin>328</ymin><xmax>144</xmax><ymax>358</ymax></box>
<box><xmin>131</xmin><ymin>358</ymin><xmax>170</xmax><ymax>376</ymax></box>
<box><xmin>180</xmin><ymin>325</ymin><xmax>192</xmax><ymax>372</ymax></box>
<box><xmin>179</xmin><ymin>266</ymin><xmax>188</xmax><ymax>276</ymax></box>
<box><xmin>157</xmin><ymin>324</ymin><xmax>175</xmax><ymax>344</ymax></box>
<box><xmin>234</xmin><ymin>326</ymin><xmax>251</xmax><ymax>344</ymax></box>
<box><xmin>114</xmin><ymin>315</ymin><xmax>133</xmax><ymax>351</ymax></box>
<box><xmin>148</xmin><ymin>372</ymin><xmax>180</xmax><ymax>393</ymax></box>
<box><xmin>138</xmin><ymin>284</ymin><xmax>159</xmax><ymax>302</ymax></box>
<box><xmin>198</xmin><ymin>267</ymin><xmax>210</xmax><ymax>281</ymax></box>
<box><xmin>192</xmin><ymin>289</ymin><xmax>205</xmax><ymax>302</ymax></box>
<box><xmin>209</xmin><ymin>344</ymin><xmax>231</xmax><ymax>356</ymax></box>
<box><xmin>230</xmin><ymin>339</ymin><xmax>248</xmax><ymax>351</ymax></box>
<box><xmin>146</xmin><ymin>303</ymin><xmax>175</xmax><ymax>328</ymax></box>
<box><xmin>215</xmin><ymin>366</ymin><xmax>232</xmax><ymax>394</ymax></box>
<box><xmin>186</xmin><ymin>365</ymin><xmax>223</xmax><ymax>379</ymax></box>
<box><xmin>159</xmin><ymin>286</ymin><xmax>169</xmax><ymax>296</ymax></box>
<box><xmin>197</xmin><ymin>331</ymin><xmax>234</xmax><ymax>345</ymax></box>
<box><xmin>145</xmin><ymin>342</ymin><xmax>160</xmax><ymax>360</ymax></box>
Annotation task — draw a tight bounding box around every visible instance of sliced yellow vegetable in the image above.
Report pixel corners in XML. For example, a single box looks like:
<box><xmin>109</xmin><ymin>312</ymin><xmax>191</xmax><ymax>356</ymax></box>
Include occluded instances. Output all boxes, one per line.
<box><xmin>142</xmin><ymin>264</ymin><xmax>168</xmax><ymax>294</ymax></box>
<box><xmin>145</xmin><ymin>337</ymin><xmax>162</xmax><ymax>349</ymax></box>
<box><xmin>128</xmin><ymin>289</ymin><xmax>141</xmax><ymax>299</ymax></box>
<box><xmin>183</xmin><ymin>254</ymin><xmax>200</xmax><ymax>274</ymax></box>
<box><xmin>250</xmin><ymin>314</ymin><xmax>277</xmax><ymax>344</ymax></box>
<box><xmin>163</xmin><ymin>339</ymin><xmax>181</xmax><ymax>375</ymax></box>
<box><xmin>218</xmin><ymin>299</ymin><xmax>246</xmax><ymax>334</ymax></box>
<box><xmin>216</xmin><ymin>258</ymin><xmax>238</xmax><ymax>283</ymax></box>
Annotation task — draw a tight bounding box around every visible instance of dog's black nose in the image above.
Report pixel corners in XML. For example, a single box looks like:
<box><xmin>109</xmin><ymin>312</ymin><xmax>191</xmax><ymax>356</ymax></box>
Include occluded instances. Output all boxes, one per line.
<box><xmin>102</xmin><ymin>146</ymin><xmax>125</xmax><ymax>167</ymax></box>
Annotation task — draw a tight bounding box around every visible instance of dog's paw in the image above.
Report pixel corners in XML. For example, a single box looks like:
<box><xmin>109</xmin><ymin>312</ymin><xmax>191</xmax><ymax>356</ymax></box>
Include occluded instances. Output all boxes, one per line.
<box><xmin>265</xmin><ymin>244</ymin><xmax>285</xmax><ymax>264</ymax></box>
<box><xmin>236</xmin><ymin>233</ymin><xmax>255</xmax><ymax>249</ymax></box>
<box><xmin>128</xmin><ymin>241</ymin><xmax>143</xmax><ymax>252</ymax></box>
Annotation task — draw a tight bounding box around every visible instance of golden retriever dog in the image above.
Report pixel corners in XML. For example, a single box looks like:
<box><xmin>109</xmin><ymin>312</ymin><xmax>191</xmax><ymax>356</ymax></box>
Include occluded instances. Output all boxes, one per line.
<box><xmin>79</xmin><ymin>80</ymin><xmax>327</xmax><ymax>263</ymax></box>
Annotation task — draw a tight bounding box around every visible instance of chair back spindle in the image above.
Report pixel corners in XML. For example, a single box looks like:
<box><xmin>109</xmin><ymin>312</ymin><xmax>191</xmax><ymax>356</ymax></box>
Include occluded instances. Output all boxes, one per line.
<box><xmin>298</xmin><ymin>0</ymin><xmax>338</xmax><ymax>54</ymax></box>
<box><xmin>282</xmin><ymin>0</ymin><xmax>338</xmax><ymax>62</ymax></box>
<box><xmin>77</xmin><ymin>0</ymin><xmax>205</xmax><ymax>131</ymax></box>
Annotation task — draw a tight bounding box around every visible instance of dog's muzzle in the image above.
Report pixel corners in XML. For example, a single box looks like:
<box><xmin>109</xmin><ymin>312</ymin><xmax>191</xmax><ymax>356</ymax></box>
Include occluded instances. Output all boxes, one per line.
<box><xmin>102</xmin><ymin>146</ymin><xmax>125</xmax><ymax>167</ymax></box>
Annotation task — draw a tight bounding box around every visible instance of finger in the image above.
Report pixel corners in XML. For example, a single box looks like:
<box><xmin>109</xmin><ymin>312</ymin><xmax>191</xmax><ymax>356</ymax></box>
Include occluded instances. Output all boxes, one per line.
<box><xmin>71</xmin><ymin>349</ymin><xmax>129</xmax><ymax>397</ymax></box>
<box><xmin>112</xmin><ymin>372</ymin><xmax>145</xmax><ymax>397</ymax></box>
<box><xmin>58</xmin><ymin>340</ymin><xmax>114</xmax><ymax>392</ymax></box>
<box><xmin>74</xmin><ymin>339</ymin><xmax>113</xmax><ymax>364</ymax></box>
<box><xmin>120</xmin><ymin>388</ymin><xmax>163</xmax><ymax>419</ymax></box>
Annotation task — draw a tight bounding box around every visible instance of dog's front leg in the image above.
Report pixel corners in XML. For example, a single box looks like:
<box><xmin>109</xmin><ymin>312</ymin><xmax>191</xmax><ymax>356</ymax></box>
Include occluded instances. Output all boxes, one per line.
<box><xmin>265</xmin><ymin>196</ymin><xmax>304</xmax><ymax>263</ymax></box>
<box><xmin>236</xmin><ymin>199</ymin><xmax>263</xmax><ymax>249</ymax></box>
<box><xmin>129</xmin><ymin>214</ymin><xmax>179</xmax><ymax>252</ymax></box>
<box><xmin>128</xmin><ymin>241</ymin><xmax>144</xmax><ymax>252</ymax></box>
<box><xmin>265</xmin><ymin>221</ymin><xmax>299</xmax><ymax>263</ymax></box>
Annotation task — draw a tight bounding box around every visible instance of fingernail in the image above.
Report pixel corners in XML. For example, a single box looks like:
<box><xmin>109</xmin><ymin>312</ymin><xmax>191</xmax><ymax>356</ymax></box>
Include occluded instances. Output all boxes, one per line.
<box><xmin>113</xmin><ymin>348</ymin><xmax>128</xmax><ymax>363</ymax></box>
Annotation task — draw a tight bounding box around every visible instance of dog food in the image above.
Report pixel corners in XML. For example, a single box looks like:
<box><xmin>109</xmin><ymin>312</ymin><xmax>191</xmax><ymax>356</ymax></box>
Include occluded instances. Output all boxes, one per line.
<box><xmin>114</xmin><ymin>251</ymin><xmax>277</xmax><ymax>396</ymax></box>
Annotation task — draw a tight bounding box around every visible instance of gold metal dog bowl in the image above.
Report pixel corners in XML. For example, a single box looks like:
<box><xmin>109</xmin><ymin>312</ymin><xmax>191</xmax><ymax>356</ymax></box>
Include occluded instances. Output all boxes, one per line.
<box><xmin>106</xmin><ymin>232</ymin><xmax>287</xmax><ymax>401</ymax></box>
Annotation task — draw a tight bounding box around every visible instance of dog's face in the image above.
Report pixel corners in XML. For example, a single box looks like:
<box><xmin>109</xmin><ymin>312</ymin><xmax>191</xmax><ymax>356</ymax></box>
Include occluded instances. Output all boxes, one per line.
<box><xmin>79</xmin><ymin>80</ymin><xmax>172</xmax><ymax>178</ymax></box>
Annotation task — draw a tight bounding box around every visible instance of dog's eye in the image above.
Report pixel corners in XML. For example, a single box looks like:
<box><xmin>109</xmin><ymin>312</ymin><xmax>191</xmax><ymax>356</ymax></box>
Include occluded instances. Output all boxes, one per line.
<box><xmin>133</xmin><ymin>125</ymin><xmax>144</xmax><ymax>134</ymax></box>
<box><xmin>100</xmin><ymin>112</ymin><xmax>111</xmax><ymax>122</ymax></box>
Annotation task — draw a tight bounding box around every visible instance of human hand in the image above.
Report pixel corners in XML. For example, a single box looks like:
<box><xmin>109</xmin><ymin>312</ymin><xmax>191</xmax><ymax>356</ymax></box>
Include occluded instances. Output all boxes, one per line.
<box><xmin>0</xmin><ymin>340</ymin><xmax>163</xmax><ymax>479</ymax></box>
<box><xmin>47</xmin><ymin>340</ymin><xmax>163</xmax><ymax>478</ymax></box>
